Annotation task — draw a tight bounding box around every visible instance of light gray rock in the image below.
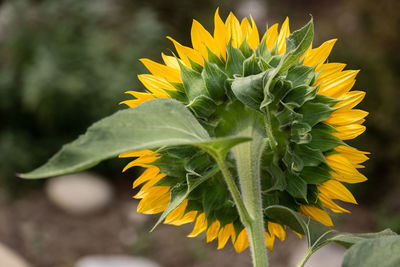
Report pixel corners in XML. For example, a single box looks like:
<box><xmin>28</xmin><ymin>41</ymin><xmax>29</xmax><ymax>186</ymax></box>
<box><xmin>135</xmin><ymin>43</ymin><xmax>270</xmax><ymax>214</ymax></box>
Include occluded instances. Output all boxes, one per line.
<box><xmin>75</xmin><ymin>255</ymin><xmax>162</xmax><ymax>267</ymax></box>
<box><xmin>45</xmin><ymin>173</ymin><xmax>113</xmax><ymax>214</ymax></box>
<box><xmin>290</xmin><ymin>242</ymin><xmax>346</xmax><ymax>267</ymax></box>
<box><xmin>0</xmin><ymin>243</ymin><xmax>30</xmax><ymax>267</ymax></box>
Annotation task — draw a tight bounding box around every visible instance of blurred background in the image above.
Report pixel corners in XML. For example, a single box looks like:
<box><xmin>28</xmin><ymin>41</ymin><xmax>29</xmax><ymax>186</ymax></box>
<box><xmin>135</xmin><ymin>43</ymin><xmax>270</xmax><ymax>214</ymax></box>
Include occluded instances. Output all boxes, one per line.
<box><xmin>0</xmin><ymin>0</ymin><xmax>399</xmax><ymax>266</ymax></box>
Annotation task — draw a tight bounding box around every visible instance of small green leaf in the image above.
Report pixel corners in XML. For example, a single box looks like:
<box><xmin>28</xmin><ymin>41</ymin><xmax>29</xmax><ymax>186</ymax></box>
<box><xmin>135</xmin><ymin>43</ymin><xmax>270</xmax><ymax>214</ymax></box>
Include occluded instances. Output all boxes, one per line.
<box><xmin>226</xmin><ymin>42</ymin><xmax>246</xmax><ymax>77</ymax></box>
<box><xmin>300</xmin><ymin>165</ymin><xmax>332</xmax><ymax>184</ymax></box>
<box><xmin>186</xmin><ymin>94</ymin><xmax>217</xmax><ymax>119</ymax></box>
<box><xmin>243</xmin><ymin>54</ymin><xmax>262</xmax><ymax>76</ymax></box>
<box><xmin>230</xmin><ymin>71</ymin><xmax>266</xmax><ymax>110</ymax></box>
<box><xmin>284</xmin><ymin>85</ymin><xmax>318</xmax><ymax>107</ymax></box>
<box><xmin>294</xmin><ymin>144</ymin><xmax>326</xmax><ymax>167</ymax></box>
<box><xmin>286</xmin><ymin>65</ymin><xmax>315</xmax><ymax>87</ymax></box>
<box><xmin>286</xmin><ymin>172</ymin><xmax>308</xmax><ymax>200</ymax></box>
<box><xmin>342</xmin><ymin>236</ymin><xmax>400</xmax><ymax>267</ymax></box>
<box><xmin>255</xmin><ymin>37</ymin><xmax>271</xmax><ymax>62</ymax></box>
<box><xmin>309</xmin><ymin>124</ymin><xmax>344</xmax><ymax>151</ymax></box>
<box><xmin>290</xmin><ymin>122</ymin><xmax>312</xmax><ymax>144</ymax></box>
<box><xmin>19</xmin><ymin>99</ymin><xmax>210</xmax><ymax>179</ymax></box>
<box><xmin>178</xmin><ymin>61</ymin><xmax>209</xmax><ymax>100</ymax></box>
<box><xmin>279</xmin><ymin>19</ymin><xmax>314</xmax><ymax>74</ymax></box>
<box><xmin>297</xmin><ymin>102</ymin><xmax>334</xmax><ymax>126</ymax></box>
<box><xmin>239</xmin><ymin>39</ymin><xmax>254</xmax><ymax>58</ymax></box>
<box><xmin>202</xmin><ymin>61</ymin><xmax>228</xmax><ymax>100</ymax></box>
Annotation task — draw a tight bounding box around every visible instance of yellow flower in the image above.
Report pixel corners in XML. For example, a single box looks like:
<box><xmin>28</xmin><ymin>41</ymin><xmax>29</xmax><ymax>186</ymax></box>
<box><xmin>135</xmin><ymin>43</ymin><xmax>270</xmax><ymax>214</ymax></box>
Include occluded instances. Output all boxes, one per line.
<box><xmin>120</xmin><ymin>10</ymin><xmax>368</xmax><ymax>252</ymax></box>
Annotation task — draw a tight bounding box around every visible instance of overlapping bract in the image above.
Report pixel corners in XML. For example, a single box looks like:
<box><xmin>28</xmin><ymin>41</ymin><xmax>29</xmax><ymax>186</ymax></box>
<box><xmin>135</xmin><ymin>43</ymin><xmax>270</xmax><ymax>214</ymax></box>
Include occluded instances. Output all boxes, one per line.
<box><xmin>121</xmin><ymin>10</ymin><xmax>368</xmax><ymax>253</ymax></box>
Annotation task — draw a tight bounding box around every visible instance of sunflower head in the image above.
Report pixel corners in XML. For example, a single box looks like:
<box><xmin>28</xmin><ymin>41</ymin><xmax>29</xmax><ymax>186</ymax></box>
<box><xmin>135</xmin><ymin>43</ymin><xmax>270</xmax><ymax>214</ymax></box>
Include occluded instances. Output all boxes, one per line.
<box><xmin>121</xmin><ymin>10</ymin><xmax>369</xmax><ymax>253</ymax></box>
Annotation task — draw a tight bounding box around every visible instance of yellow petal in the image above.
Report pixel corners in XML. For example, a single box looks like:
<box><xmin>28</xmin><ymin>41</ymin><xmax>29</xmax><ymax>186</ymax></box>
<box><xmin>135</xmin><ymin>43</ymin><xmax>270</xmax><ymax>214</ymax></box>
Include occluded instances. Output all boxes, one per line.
<box><xmin>225</xmin><ymin>12</ymin><xmax>243</xmax><ymax>48</ymax></box>
<box><xmin>315</xmin><ymin>63</ymin><xmax>347</xmax><ymax>81</ymax></box>
<box><xmin>119</xmin><ymin>150</ymin><xmax>155</xmax><ymax>158</ymax></box>
<box><xmin>188</xmin><ymin>213</ymin><xmax>207</xmax><ymax>237</ymax></box>
<box><xmin>164</xmin><ymin>199</ymin><xmax>188</xmax><ymax>224</ymax></box>
<box><xmin>161</xmin><ymin>53</ymin><xmax>180</xmax><ymax>69</ymax></box>
<box><xmin>318</xmin><ymin>180</ymin><xmax>357</xmax><ymax>204</ymax></box>
<box><xmin>335</xmin><ymin>145</ymin><xmax>369</xmax><ymax>165</ymax></box>
<box><xmin>138</xmin><ymin>74</ymin><xmax>174</xmax><ymax>98</ymax></box>
<box><xmin>277</xmin><ymin>17</ymin><xmax>290</xmax><ymax>54</ymax></box>
<box><xmin>334</xmin><ymin>91</ymin><xmax>366</xmax><ymax>110</ymax></box>
<box><xmin>240</xmin><ymin>17</ymin><xmax>252</xmax><ymax>40</ymax></box>
<box><xmin>167</xmin><ymin>37</ymin><xmax>203</xmax><ymax>67</ymax></box>
<box><xmin>137</xmin><ymin>187</ymin><xmax>170</xmax><ymax>213</ymax></box>
<box><xmin>120</xmin><ymin>91</ymin><xmax>156</xmax><ymax>107</ymax></box>
<box><xmin>171</xmin><ymin>211</ymin><xmax>197</xmax><ymax>226</ymax></box>
<box><xmin>265</xmin><ymin>232</ymin><xmax>275</xmax><ymax>251</ymax></box>
<box><xmin>268</xmin><ymin>222</ymin><xmax>286</xmax><ymax>241</ymax></box>
<box><xmin>217</xmin><ymin>223</ymin><xmax>235</xmax><ymax>249</ymax></box>
<box><xmin>234</xmin><ymin>229</ymin><xmax>249</xmax><ymax>253</ymax></box>
<box><xmin>303</xmin><ymin>39</ymin><xmax>337</xmax><ymax>68</ymax></box>
<box><xmin>326</xmin><ymin>153</ymin><xmax>367</xmax><ymax>183</ymax></box>
<box><xmin>266</xmin><ymin>23</ymin><xmax>279</xmax><ymax>50</ymax></box>
<box><xmin>214</xmin><ymin>8</ymin><xmax>227</xmax><ymax>60</ymax></box>
<box><xmin>325</xmin><ymin>109</ymin><xmax>369</xmax><ymax>126</ymax></box>
<box><xmin>319</xmin><ymin>193</ymin><xmax>350</xmax><ymax>213</ymax></box>
<box><xmin>300</xmin><ymin>205</ymin><xmax>333</xmax><ymax>226</ymax></box>
<box><xmin>135</xmin><ymin>173</ymin><xmax>166</xmax><ymax>198</ymax></box>
<box><xmin>132</xmin><ymin>166</ymin><xmax>160</xmax><ymax>189</ymax></box>
<box><xmin>191</xmin><ymin>19</ymin><xmax>218</xmax><ymax>59</ymax></box>
<box><xmin>206</xmin><ymin>220</ymin><xmax>221</xmax><ymax>243</ymax></box>
<box><xmin>247</xmin><ymin>16</ymin><xmax>260</xmax><ymax>49</ymax></box>
<box><xmin>122</xmin><ymin>155</ymin><xmax>158</xmax><ymax>172</ymax></box>
<box><xmin>333</xmin><ymin>124</ymin><xmax>366</xmax><ymax>140</ymax></box>
<box><xmin>140</xmin><ymin>58</ymin><xmax>181</xmax><ymax>82</ymax></box>
<box><xmin>318</xmin><ymin>70</ymin><xmax>359</xmax><ymax>97</ymax></box>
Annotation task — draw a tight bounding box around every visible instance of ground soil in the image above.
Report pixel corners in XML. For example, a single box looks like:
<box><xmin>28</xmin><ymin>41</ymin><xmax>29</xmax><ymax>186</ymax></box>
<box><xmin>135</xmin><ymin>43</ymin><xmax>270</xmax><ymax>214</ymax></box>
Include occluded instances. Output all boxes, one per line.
<box><xmin>0</xmin><ymin>176</ymin><xmax>377</xmax><ymax>267</ymax></box>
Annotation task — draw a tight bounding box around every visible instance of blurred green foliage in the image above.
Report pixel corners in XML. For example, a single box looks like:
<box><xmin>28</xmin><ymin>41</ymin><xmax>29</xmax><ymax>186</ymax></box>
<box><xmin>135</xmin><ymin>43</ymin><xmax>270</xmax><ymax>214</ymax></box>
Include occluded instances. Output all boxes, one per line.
<box><xmin>0</xmin><ymin>0</ymin><xmax>167</xmax><ymax>196</ymax></box>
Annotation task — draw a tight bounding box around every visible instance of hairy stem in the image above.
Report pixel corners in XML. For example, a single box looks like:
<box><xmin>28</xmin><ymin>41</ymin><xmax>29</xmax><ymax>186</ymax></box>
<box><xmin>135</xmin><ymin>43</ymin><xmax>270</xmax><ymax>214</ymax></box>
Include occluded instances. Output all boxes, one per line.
<box><xmin>232</xmin><ymin>125</ymin><xmax>269</xmax><ymax>267</ymax></box>
<box><xmin>214</xmin><ymin>156</ymin><xmax>252</xmax><ymax>224</ymax></box>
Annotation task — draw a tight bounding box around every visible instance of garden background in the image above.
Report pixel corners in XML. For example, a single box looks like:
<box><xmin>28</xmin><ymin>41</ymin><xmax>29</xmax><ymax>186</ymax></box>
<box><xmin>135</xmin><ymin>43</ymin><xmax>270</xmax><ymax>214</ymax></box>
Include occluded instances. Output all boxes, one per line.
<box><xmin>0</xmin><ymin>0</ymin><xmax>399</xmax><ymax>266</ymax></box>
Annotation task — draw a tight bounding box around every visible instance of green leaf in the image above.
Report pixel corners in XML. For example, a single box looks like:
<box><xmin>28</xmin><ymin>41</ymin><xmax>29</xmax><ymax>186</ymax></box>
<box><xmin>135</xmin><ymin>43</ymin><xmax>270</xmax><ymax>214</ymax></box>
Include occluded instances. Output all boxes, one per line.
<box><xmin>178</xmin><ymin>61</ymin><xmax>209</xmax><ymax>100</ymax></box>
<box><xmin>284</xmin><ymin>85</ymin><xmax>318</xmax><ymax>107</ymax></box>
<box><xmin>264</xmin><ymin>205</ymin><xmax>398</xmax><ymax>267</ymax></box>
<box><xmin>225</xmin><ymin>42</ymin><xmax>246</xmax><ymax>77</ymax></box>
<box><xmin>342</xmin><ymin>236</ymin><xmax>400</xmax><ymax>267</ymax></box>
<box><xmin>264</xmin><ymin>161</ymin><xmax>287</xmax><ymax>192</ymax></box>
<box><xmin>186</xmin><ymin>95</ymin><xmax>217</xmax><ymax>119</ymax></box>
<box><xmin>239</xmin><ymin>39</ymin><xmax>254</xmax><ymax>58</ymax></box>
<box><xmin>255</xmin><ymin>37</ymin><xmax>271</xmax><ymax>62</ymax></box>
<box><xmin>286</xmin><ymin>172</ymin><xmax>308</xmax><ymax>200</ymax></box>
<box><xmin>279</xmin><ymin>19</ymin><xmax>314</xmax><ymax>74</ymax></box>
<box><xmin>309</xmin><ymin>123</ymin><xmax>344</xmax><ymax>151</ymax></box>
<box><xmin>290</xmin><ymin>122</ymin><xmax>312</xmax><ymax>144</ymax></box>
<box><xmin>286</xmin><ymin>65</ymin><xmax>315</xmax><ymax>87</ymax></box>
<box><xmin>230</xmin><ymin>71</ymin><xmax>266</xmax><ymax>110</ymax></box>
<box><xmin>19</xmin><ymin>99</ymin><xmax>211</xmax><ymax>179</ymax></box>
<box><xmin>202</xmin><ymin>61</ymin><xmax>228</xmax><ymax>100</ymax></box>
<box><xmin>297</xmin><ymin>102</ymin><xmax>334</xmax><ymax>126</ymax></box>
<box><xmin>243</xmin><ymin>54</ymin><xmax>262</xmax><ymax>76</ymax></box>
<box><xmin>300</xmin><ymin>165</ymin><xmax>332</xmax><ymax>184</ymax></box>
<box><xmin>294</xmin><ymin>144</ymin><xmax>326</xmax><ymax>167</ymax></box>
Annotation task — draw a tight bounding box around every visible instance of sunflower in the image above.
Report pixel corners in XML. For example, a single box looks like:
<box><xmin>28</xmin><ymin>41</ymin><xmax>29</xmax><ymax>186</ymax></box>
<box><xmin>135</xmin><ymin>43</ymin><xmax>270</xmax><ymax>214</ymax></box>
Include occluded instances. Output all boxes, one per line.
<box><xmin>120</xmin><ymin>9</ymin><xmax>368</xmax><ymax>253</ymax></box>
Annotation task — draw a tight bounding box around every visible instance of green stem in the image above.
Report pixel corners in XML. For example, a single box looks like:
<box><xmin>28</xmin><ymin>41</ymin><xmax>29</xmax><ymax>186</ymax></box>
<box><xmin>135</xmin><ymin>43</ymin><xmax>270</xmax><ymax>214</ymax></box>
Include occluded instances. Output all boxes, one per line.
<box><xmin>297</xmin><ymin>248</ymin><xmax>313</xmax><ymax>267</ymax></box>
<box><xmin>264</xmin><ymin>106</ymin><xmax>277</xmax><ymax>150</ymax></box>
<box><xmin>214</xmin><ymin>156</ymin><xmax>252</xmax><ymax>224</ymax></box>
<box><xmin>215</xmin><ymin>155</ymin><xmax>268</xmax><ymax>267</ymax></box>
<box><xmin>232</xmin><ymin>127</ymin><xmax>269</xmax><ymax>267</ymax></box>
